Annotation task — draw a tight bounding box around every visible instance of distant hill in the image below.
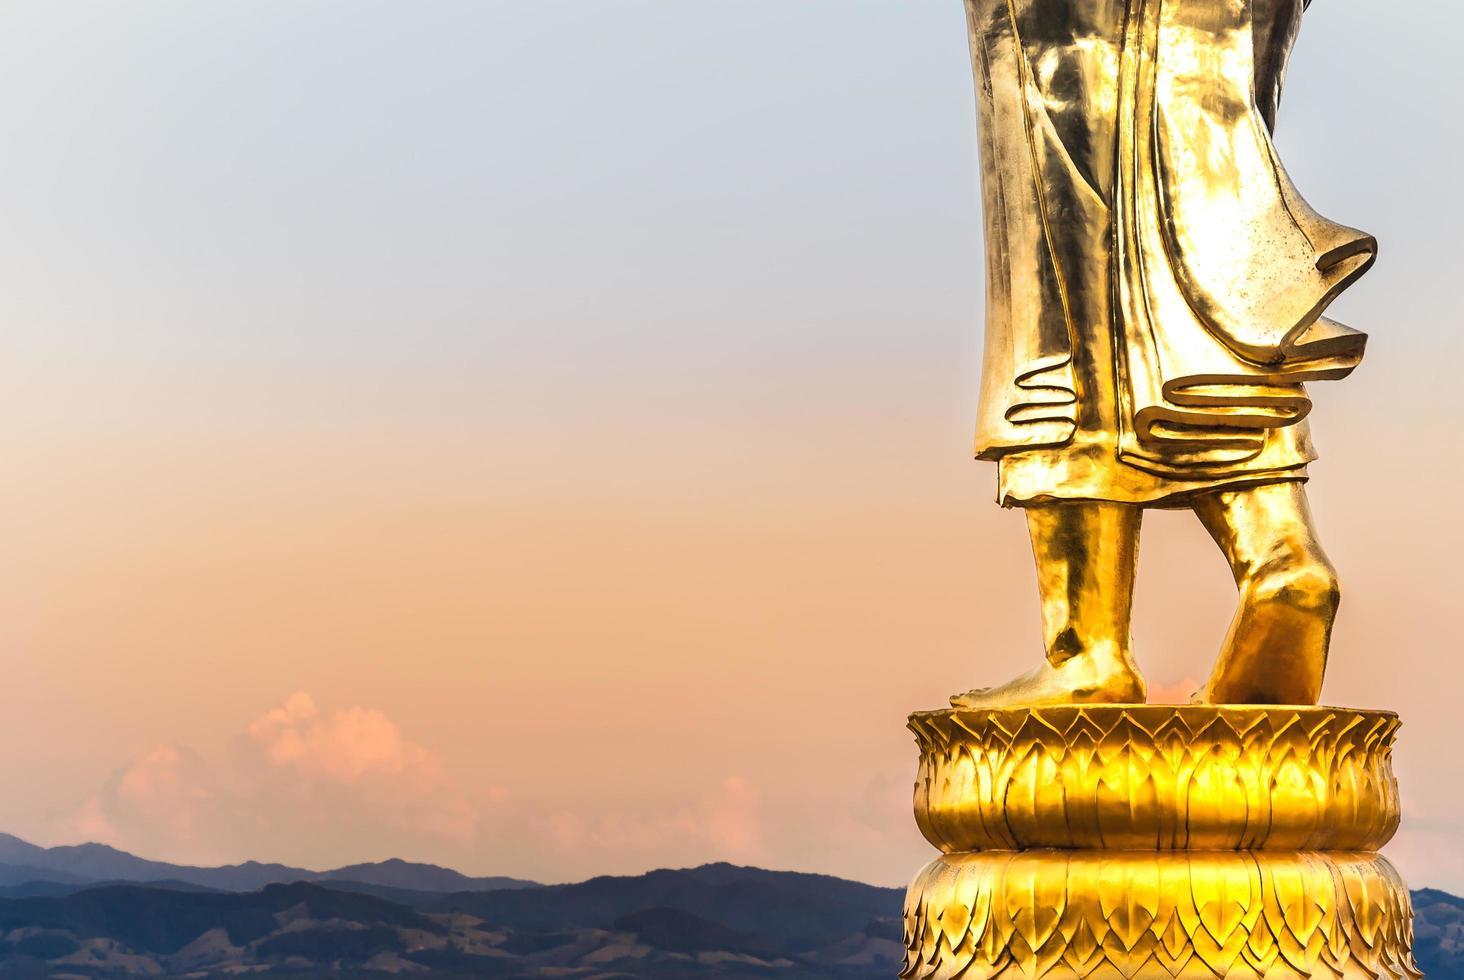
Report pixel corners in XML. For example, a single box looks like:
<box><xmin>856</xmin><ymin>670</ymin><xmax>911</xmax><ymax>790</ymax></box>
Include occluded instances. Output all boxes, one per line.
<box><xmin>0</xmin><ymin>844</ymin><xmax>1455</xmax><ymax>980</ymax></box>
<box><xmin>1413</xmin><ymin>887</ymin><xmax>1464</xmax><ymax>979</ymax></box>
<box><xmin>0</xmin><ymin>865</ymin><xmax>90</xmax><ymax>889</ymax></box>
<box><xmin>611</xmin><ymin>906</ymin><xmax>771</xmax><ymax>957</ymax></box>
<box><xmin>0</xmin><ymin>833</ymin><xmax>536</xmax><ymax>894</ymax></box>
<box><xmin>0</xmin><ymin>879</ymin><xmax>218</xmax><ymax>900</ymax></box>
<box><xmin>434</xmin><ymin>863</ymin><xmax>903</xmax><ymax>952</ymax></box>
<box><xmin>0</xmin><ymin>866</ymin><xmax>904</xmax><ymax>978</ymax></box>
<box><xmin>0</xmin><ymin>882</ymin><xmax>439</xmax><ymax>957</ymax></box>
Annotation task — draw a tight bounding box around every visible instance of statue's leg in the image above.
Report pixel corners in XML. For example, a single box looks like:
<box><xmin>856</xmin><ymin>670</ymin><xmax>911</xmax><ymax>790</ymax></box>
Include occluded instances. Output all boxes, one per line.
<box><xmin>951</xmin><ymin>501</ymin><xmax>1145</xmax><ymax>708</ymax></box>
<box><xmin>1191</xmin><ymin>481</ymin><xmax>1340</xmax><ymax>705</ymax></box>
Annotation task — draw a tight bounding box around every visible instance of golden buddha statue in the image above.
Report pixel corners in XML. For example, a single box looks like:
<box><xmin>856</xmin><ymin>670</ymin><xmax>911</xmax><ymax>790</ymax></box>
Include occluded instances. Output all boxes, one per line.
<box><xmin>899</xmin><ymin>2</ymin><xmax>1420</xmax><ymax>978</ymax></box>
<box><xmin>950</xmin><ymin>0</ymin><xmax>1373</xmax><ymax>709</ymax></box>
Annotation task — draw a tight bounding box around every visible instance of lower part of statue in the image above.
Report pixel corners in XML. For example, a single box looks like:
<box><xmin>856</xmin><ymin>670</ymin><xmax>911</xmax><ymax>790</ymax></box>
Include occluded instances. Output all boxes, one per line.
<box><xmin>952</xmin><ymin>483</ymin><xmax>1340</xmax><ymax>709</ymax></box>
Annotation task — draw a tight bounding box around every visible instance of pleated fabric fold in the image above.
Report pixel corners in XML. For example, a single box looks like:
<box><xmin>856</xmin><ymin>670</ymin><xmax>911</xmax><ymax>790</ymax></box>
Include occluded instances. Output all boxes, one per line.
<box><xmin>968</xmin><ymin>0</ymin><xmax>1372</xmax><ymax>493</ymax></box>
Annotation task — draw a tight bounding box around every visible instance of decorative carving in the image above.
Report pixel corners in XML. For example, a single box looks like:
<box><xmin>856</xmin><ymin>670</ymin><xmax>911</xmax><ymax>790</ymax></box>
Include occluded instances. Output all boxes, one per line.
<box><xmin>902</xmin><ymin>851</ymin><xmax>1420</xmax><ymax>980</ymax></box>
<box><xmin>911</xmin><ymin>706</ymin><xmax>1401</xmax><ymax>852</ymax></box>
<box><xmin>902</xmin><ymin>707</ymin><xmax>1417</xmax><ymax>980</ymax></box>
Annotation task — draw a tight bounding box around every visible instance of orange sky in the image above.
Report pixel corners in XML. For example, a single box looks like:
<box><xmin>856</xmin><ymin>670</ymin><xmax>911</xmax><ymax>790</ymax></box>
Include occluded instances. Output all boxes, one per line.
<box><xmin>0</xmin><ymin>0</ymin><xmax>1459</xmax><ymax>890</ymax></box>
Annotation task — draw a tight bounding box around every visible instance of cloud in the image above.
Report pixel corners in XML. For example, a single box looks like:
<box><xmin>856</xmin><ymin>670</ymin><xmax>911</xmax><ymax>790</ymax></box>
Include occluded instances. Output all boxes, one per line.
<box><xmin>542</xmin><ymin>776</ymin><xmax>769</xmax><ymax>871</ymax></box>
<box><xmin>114</xmin><ymin>745</ymin><xmax>214</xmax><ymax>843</ymax></box>
<box><xmin>702</xmin><ymin>777</ymin><xmax>764</xmax><ymax>859</ymax></box>
<box><xmin>58</xmin><ymin>697</ymin><xmax>776</xmax><ymax>877</ymax></box>
<box><xmin>248</xmin><ymin>693</ymin><xmax>429</xmax><ymax>783</ymax></box>
<box><xmin>68</xmin><ymin>693</ymin><xmax>480</xmax><ymax>868</ymax></box>
<box><xmin>64</xmin><ymin>794</ymin><xmax>118</xmax><ymax>846</ymax></box>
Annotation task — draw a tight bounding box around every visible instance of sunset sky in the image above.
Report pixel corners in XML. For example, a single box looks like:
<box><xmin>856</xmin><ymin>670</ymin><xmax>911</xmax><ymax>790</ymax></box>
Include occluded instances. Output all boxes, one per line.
<box><xmin>0</xmin><ymin>0</ymin><xmax>1460</xmax><ymax>891</ymax></box>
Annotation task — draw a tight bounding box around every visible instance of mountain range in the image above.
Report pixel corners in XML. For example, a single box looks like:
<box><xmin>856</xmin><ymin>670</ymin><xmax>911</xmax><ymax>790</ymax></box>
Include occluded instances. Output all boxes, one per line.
<box><xmin>0</xmin><ymin>838</ymin><xmax>904</xmax><ymax>979</ymax></box>
<box><xmin>0</xmin><ymin>835</ymin><xmax>1456</xmax><ymax>979</ymax></box>
<box><xmin>0</xmin><ymin>834</ymin><xmax>534</xmax><ymax>894</ymax></box>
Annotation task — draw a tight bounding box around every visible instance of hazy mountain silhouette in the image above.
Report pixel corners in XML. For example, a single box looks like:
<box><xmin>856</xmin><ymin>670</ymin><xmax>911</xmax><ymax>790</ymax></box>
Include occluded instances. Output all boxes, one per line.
<box><xmin>0</xmin><ymin>840</ymin><xmax>1455</xmax><ymax>979</ymax></box>
<box><xmin>1412</xmin><ymin>887</ymin><xmax>1464</xmax><ymax>979</ymax></box>
<box><xmin>434</xmin><ymin>863</ymin><xmax>901</xmax><ymax>951</ymax></box>
<box><xmin>0</xmin><ymin>882</ymin><xmax>439</xmax><ymax>956</ymax></box>
<box><xmin>611</xmin><ymin>906</ymin><xmax>772</xmax><ymax>956</ymax></box>
<box><xmin>0</xmin><ymin>860</ymin><xmax>905</xmax><ymax>977</ymax></box>
<box><xmin>0</xmin><ymin>865</ymin><xmax>90</xmax><ymax>889</ymax></box>
<box><xmin>0</xmin><ymin>833</ymin><xmax>536</xmax><ymax>893</ymax></box>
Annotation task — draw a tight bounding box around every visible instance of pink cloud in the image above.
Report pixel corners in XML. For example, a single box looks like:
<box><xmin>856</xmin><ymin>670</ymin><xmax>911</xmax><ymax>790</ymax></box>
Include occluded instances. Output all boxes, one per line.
<box><xmin>113</xmin><ymin>745</ymin><xmax>214</xmax><ymax>843</ymax></box>
<box><xmin>702</xmin><ymin>777</ymin><xmax>764</xmax><ymax>860</ymax></box>
<box><xmin>247</xmin><ymin>692</ymin><xmax>453</xmax><ymax>792</ymax></box>
<box><xmin>65</xmin><ymin>794</ymin><xmax>118</xmax><ymax>846</ymax></box>
<box><xmin>540</xmin><ymin>775</ymin><xmax>768</xmax><ymax>869</ymax></box>
<box><xmin>66</xmin><ymin>694</ymin><xmax>480</xmax><ymax>867</ymax></box>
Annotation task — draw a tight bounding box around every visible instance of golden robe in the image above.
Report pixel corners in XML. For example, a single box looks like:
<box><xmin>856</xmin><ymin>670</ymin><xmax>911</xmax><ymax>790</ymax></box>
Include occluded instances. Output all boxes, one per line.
<box><xmin>967</xmin><ymin>0</ymin><xmax>1374</xmax><ymax>506</ymax></box>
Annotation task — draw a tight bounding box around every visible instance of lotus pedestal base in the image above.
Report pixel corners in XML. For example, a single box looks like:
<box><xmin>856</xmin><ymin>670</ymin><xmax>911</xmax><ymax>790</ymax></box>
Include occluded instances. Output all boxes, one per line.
<box><xmin>900</xmin><ymin>706</ymin><xmax>1419</xmax><ymax>980</ymax></box>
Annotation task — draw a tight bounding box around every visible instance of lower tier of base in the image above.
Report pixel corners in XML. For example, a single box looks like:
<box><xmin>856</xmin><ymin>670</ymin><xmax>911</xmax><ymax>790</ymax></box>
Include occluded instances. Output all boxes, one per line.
<box><xmin>902</xmin><ymin>851</ymin><xmax>1418</xmax><ymax>980</ymax></box>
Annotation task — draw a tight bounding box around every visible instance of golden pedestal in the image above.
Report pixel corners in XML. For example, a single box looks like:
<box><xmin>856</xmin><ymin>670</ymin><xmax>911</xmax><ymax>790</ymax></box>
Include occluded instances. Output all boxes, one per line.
<box><xmin>901</xmin><ymin>707</ymin><xmax>1420</xmax><ymax>980</ymax></box>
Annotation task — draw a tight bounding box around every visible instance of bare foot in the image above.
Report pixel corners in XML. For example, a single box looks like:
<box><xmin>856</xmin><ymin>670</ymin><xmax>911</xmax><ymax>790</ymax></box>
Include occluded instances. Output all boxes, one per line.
<box><xmin>950</xmin><ymin>652</ymin><xmax>1146</xmax><ymax>709</ymax></box>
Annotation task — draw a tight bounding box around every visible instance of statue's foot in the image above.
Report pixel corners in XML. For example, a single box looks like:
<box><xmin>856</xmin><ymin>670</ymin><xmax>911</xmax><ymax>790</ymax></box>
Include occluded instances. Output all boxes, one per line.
<box><xmin>1187</xmin><ymin>658</ymin><xmax>1323</xmax><ymax>706</ymax></box>
<box><xmin>950</xmin><ymin>653</ymin><xmax>1146</xmax><ymax>709</ymax></box>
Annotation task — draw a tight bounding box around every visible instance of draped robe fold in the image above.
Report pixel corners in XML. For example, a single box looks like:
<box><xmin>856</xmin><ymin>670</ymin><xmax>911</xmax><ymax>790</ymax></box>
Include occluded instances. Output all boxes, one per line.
<box><xmin>967</xmin><ymin>0</ymin><xmax>1373</xmax><ymax>506</ymax></box>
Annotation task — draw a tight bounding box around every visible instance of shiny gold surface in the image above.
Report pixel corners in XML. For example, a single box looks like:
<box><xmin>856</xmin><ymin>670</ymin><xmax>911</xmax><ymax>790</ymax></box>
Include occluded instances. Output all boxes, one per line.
<box><xmin>902</xmin><ymin>851</ymin><xmax>1419</xmax><ymax>980</ymax></box>
<box><xmin>902</xmin><ymin>0</ymin><xmax>1412</xmax><ymax>974</ymax></box>
<box><xmin>952</xmin><ymin>0</ymin><xmax>1371</xmax><ymax>708</ymax></box>
<box><xmin>952</xmin><ymin>483</ymin><xmax>1338</xmax><ymax>708</ymax></box>
<box><xmin>901</xmin><ymin>707</ymin><xmax>1414</xmax><ymax>979</ymax></box>
<box><xmin>911</xmin><ymin>707</ymin><xmax>1401</xmax><ymax>852</ymax></box>
<box><xmin>1192</xmin><ymin>485</ymin><xmax>1340</xmax><ymax>705</ymax></box>
<box><xmin>969</xmin><ymin>0</ymin><xmax>1370</xmax><ymax>487</ymax></box>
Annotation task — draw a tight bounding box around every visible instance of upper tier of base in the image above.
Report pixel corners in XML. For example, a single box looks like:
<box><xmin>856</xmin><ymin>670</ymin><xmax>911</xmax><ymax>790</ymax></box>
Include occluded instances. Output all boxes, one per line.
<box><xmin>910</xmin><ymin>705</ymin><xmax>1400</xmax><ymax>852</ymax></box>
